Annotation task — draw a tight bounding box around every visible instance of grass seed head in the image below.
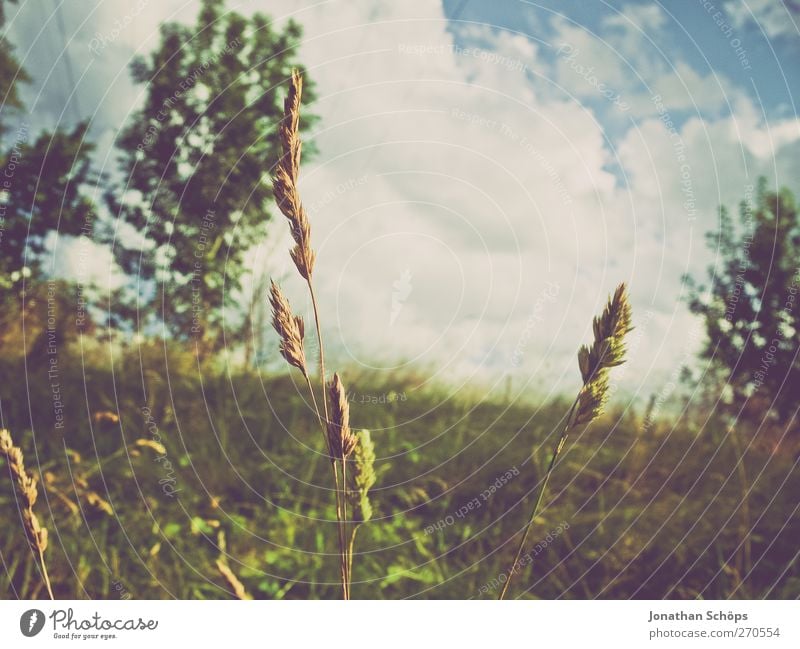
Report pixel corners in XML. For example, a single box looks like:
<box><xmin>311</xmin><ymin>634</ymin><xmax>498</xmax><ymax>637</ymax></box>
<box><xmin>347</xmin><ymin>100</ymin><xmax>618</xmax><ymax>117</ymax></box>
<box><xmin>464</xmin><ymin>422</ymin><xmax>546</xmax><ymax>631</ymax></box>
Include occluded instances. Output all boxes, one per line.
<box><xmin>327</xmin><ymin>373</ymin><xmax>357</xmax><ymax>460</ymax></box>
<box><xmin>574</xmin><ymin>283</ymin><xmax>632</xmax><ymax>426</ymax></box>
<box><xmin>273</xmin><ymin>69</ymin><xmax>315</xmax><ymax>280</ymax></box>
<box><xmin>349</xmin><ymin>429</ymin><xmax>377</xmax><ymax>522</ymax></box>
<box><xmin>269</xmin><ymin>280</ymin><xmax>308</xmax><ymax>376</ymax></box>
<box><xmin>0</xmin><ymin>429</ymin><xmax>50</xmax><ymax>555</ymax></box>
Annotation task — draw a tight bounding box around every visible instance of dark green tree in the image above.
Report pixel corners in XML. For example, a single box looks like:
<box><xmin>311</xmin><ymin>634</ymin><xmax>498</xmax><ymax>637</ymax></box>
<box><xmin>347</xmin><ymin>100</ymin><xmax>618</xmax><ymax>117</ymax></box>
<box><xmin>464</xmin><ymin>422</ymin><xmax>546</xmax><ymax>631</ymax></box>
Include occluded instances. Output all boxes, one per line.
<box><xmin>0</xmin><ymin>0</ymin><xmax>98</xmax><ymax>306</ymax></box>
<box><xmin>685</xmin><ymin>179</ymin><xmax>800</xmax><ymax>425</ymax></box>
<box><xmin>107</xmin><ymin>0</ymin><xmax>315</xmax><ymax>350</ymax></box>
<box><xmin>0</xmin><ymin>0</ymin><xmax>28</xmax><ymax>138</ymax></box>
<box><xmin>0</xmin><ymin>126</ymin><xmax>96</xmax><ymax>281</ymax></box>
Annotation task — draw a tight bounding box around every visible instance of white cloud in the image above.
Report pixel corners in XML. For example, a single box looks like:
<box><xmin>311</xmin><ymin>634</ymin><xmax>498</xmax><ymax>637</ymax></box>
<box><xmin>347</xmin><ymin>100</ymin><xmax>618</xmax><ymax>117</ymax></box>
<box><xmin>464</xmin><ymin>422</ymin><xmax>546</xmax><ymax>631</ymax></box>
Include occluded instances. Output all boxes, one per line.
<box><xmin>45</xmin><ymin>233</ymin><xmax>127</xmax><ymax>292</ymax></box>
<box><xmin>250</xmin><ymin>1</ymin><xmax>703</xmax><ymax>394</ymax></box>
<box><xmin>604</xmin><ymin>4</ymin><xmax>668</xmax><ymax>31</ymax></box>
<box><xmin>551</xmin><ymin>12</ymin><xmax>743</xmax><ymax>119</ymax></box>
<box><xmin>725</xmin><ymin>0</ymin><xmax>800</xmax><ymax>39</ymax></box>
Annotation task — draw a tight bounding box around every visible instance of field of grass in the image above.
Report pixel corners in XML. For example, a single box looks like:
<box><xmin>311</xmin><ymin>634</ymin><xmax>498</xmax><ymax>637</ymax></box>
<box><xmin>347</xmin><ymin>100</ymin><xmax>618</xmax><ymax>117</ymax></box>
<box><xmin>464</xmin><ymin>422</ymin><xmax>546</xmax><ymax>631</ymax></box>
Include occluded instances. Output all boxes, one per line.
<box><xmin>1</xmin><ymin>340</ymin><xmax>797</xmax><ymax>600</ymax></box>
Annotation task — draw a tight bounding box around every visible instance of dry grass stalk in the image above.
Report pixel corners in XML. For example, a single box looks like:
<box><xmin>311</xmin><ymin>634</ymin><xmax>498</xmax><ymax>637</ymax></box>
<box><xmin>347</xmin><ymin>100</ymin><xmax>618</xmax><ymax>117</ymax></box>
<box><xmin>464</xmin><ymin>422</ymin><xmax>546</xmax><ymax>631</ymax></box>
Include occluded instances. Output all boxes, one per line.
<box><xmin>272</xmin><ymin>70</ymin><xmax>328</xmax><ymax>423</ymax></box>
<box><xmin>216</xmin><ymin>559</ymin><xmax>252</xmax><ymax>600</ymax></box>
<box><xmin>326</xmin><ymin>373</ymin><xmax>358</xmax><ymax>593</ymax></box>
<box><xmin>1</xmin><ymin>428</ymin><xmax>54</xmax><ymax>599</ymax></box>
<box><xmin>268</xmin><ymin>70</ymin><xmax>366</xmax><ymax>599</ymax></box>
<box><xmin>215</xmin><ymin>529</ymin><xmax>252</xmax><ymax>600</ymax></box>
<box><xmin>499</xmin><ymin>283</ymin><xmax>632</xmax><ymax>600</ymax></box>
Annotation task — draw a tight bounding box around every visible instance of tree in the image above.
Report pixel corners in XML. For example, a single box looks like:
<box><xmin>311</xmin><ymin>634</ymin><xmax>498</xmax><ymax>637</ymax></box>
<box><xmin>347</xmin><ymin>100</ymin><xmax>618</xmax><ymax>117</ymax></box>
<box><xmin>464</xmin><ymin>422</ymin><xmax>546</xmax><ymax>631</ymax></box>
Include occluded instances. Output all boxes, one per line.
<box><xmin>685</xmin><ymin>179</ymin><xmax>800</xmax><ymax>425</ymax></box>
<box><xmin>0</xmin><ymin>0</ymin><xmax>99</xmax><ymax>312</ymax></box>
<box><xmin>0</xmin><ymin>0</ymin><xmax>28</xmax><ymax>138</ymax></box>
<box><xmin>0</xmin><ymin>125</ymin><xmax>97</xmax><ymax>281</ymax></box>
<box><xmin>107</xmin><ymin>0</ymin><xmax>315</xmax><ymax>350</ymax></box>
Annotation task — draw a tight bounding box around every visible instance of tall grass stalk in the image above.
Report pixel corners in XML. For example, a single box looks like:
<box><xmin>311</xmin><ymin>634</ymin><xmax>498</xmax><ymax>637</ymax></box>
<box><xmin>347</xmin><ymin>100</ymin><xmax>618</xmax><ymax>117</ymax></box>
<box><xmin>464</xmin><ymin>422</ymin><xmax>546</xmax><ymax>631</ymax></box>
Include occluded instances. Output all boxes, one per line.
<box><xmin>269</xmin><ymin>70</ymin><xmax>372</xmax><ymax>599</ymax></box>
<box><xmin>499</xmin><ymin>283</ymin><xmax>632</xmax><ymax>599</ymax></box>
<box><xmin>1</xmin><ymin>428</ymin><xmax>54</xmax><ymax>599</ymax></box>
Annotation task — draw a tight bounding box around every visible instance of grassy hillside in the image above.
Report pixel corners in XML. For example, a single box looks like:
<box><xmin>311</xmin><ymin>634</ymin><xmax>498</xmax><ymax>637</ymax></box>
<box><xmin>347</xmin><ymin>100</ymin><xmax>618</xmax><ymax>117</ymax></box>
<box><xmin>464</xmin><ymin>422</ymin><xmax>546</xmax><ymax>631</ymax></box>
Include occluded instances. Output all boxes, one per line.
<box><xmin>1</xmin><ymin>341</ymin><xmax>797</xmax><ymax>599</ymax></box>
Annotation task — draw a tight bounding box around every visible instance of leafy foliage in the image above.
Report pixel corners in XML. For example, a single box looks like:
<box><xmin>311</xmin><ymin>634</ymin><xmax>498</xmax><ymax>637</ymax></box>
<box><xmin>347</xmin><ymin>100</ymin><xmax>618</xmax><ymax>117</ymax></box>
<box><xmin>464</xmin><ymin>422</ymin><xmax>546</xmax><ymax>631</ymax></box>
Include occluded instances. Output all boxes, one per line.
<box><xmin>0</xmin><ymin>125</ymin><xmax>97</xmax><ymax>280</ymax></box>
<box><xmin>685</xmin><ymin>180</ymin><xmax>800</xmax><ymax>425</ymax></box>
<box><xmin>107</xmin><ymin>0</ymin><xmax>315</xmax><ymax>348</ymax></box>
<box><xmin>0</xmin><ymin>0</ymin><xmax>28</xmax><ymax>138</ymax></box>
<box><xmin>0</xmin><ymin>0</ymin><xmax>99</xmax><ymax>321</ymax></box>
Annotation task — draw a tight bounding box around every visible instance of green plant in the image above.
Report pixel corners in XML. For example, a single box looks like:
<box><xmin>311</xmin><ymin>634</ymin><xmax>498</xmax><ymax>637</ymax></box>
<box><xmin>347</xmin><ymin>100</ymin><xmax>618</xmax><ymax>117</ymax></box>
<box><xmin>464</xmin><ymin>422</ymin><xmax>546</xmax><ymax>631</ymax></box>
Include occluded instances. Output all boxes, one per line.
<box><xmin>347</xmin><ymin>429</ymin><xmax>376</xmax><ymax>579</ymax></box>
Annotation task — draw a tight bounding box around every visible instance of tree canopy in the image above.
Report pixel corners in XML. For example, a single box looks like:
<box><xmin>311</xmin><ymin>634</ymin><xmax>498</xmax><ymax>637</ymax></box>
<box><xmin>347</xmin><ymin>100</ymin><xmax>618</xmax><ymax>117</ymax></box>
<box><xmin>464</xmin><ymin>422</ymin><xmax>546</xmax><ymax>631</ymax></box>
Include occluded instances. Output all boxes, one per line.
<box><xmin>0</xmin><ymin>0</ymin><xmax>98</xmax><ymax>311</ymax></box>
<box><xmin>107</xmin><ymin>0</ymin><xmax>315</xmax><ymax>350</ymax></box>
<box><xmin>685</xmin><ymin>179</ymin><xmax>800</xmax><ymax>425</ymax></box>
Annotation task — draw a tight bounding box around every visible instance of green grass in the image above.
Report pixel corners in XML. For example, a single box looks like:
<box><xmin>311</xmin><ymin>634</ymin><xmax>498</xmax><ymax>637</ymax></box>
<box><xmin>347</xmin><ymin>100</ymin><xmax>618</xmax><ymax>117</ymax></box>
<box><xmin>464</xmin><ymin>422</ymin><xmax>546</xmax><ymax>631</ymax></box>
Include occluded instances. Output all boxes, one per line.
<box><xmin>1</xmin><ymin>340</ymin><xmax>797</xmax><ymax>599</ymax></box>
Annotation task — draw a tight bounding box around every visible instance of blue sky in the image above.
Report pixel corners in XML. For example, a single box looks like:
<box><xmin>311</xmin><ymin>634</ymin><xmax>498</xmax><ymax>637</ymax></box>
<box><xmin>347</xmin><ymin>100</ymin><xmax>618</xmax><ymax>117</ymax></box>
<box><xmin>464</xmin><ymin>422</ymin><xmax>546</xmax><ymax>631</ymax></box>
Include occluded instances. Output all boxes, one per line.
<box><xmin>447</xmin><ymin>0</ymin><xmax>799</xmax><ymax>118</ymax></box>
<box><xmin>4</xmin><ymin>0</ymin><xmax>800</xmax><ymax>401</ymax></box>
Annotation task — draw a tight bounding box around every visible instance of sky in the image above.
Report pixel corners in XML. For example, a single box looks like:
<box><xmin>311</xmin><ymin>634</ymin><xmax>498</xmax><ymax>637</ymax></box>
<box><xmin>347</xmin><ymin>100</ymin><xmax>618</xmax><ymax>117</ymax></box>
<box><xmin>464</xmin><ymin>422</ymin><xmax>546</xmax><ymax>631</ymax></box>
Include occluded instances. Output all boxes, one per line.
<box><xmin>4</xmin><ymin>0</ymin><xmax>800</xmax><ymax>402</ymax></box>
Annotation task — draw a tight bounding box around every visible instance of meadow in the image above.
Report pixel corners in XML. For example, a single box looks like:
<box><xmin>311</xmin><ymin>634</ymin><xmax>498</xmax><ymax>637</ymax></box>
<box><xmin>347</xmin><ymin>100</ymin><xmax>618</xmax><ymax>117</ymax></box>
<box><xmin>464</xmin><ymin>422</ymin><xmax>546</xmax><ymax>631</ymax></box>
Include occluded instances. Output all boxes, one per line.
<box><xmin>1</xmin><ymin>338</ymin><xmax>796</xmax><ymax>600</ymax></box>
